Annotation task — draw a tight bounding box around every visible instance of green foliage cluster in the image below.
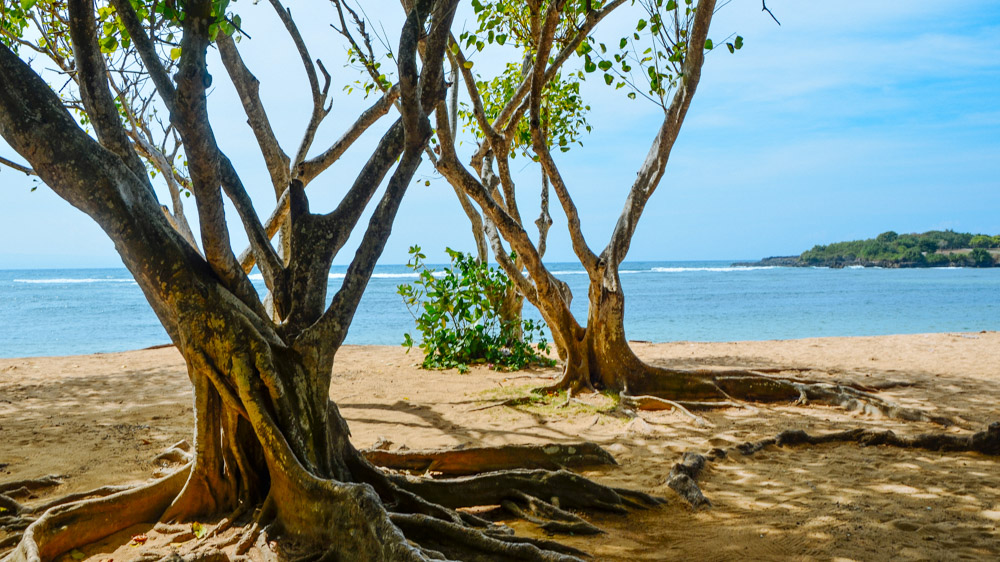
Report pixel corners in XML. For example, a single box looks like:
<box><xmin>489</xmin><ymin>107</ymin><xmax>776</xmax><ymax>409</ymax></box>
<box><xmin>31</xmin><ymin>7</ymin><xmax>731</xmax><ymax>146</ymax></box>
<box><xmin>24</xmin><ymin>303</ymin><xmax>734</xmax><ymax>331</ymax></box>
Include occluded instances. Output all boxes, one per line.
<box><xmin>460</xmin><ymin>62</ymin><xmax>591</xmax><ymax>157</ymax></box>
<box><xmin>454</xmin><ymin>0</ymin><xmax>743</xmax><ymax>157</ymax></box>
<box><xmin>800</xmin><ymin>230</ymin><xmax>1000</xmax><ymax>268</ymax></box>
<box><xmin>398</xmin><ymin>246</ymin><xmax>554</xmax><ymax>373</ymax></box>
<box><xmin>1</xmin><ymin>0</ymin><xmax>242</xmax><ymax>56</ymax></box>
<box><xmin>575</xmin><ymin>0</ymin><xmax>742</xmax><ymax>105</ymax></box>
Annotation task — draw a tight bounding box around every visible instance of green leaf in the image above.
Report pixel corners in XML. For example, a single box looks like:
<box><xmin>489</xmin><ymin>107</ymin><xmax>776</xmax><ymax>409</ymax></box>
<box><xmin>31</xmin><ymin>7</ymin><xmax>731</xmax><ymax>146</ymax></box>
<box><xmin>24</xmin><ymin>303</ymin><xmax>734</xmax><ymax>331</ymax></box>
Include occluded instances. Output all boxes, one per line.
<box><xmin>462</xmin><ymin>60</ymin><xmax>473</xmax><ymax>69</ymax></box>
<box><xmin>666</xmin><ymin>0</ymin><xmax>677</xmax><ymax>9</ymax></box>
<box><xmin>619</xmin><ymin>37</ymin><xmax>627</xmax><ymax>49</ymax></box>
<box><xmin>597</xmin><ymin>60</ymin><xmax>612</xmax><ymax>71</ymax></box>
<box><xmin>70</xmin><ymin>550</ymin><xmax>85</xmax><ymax>560</ymax></box>
<box><xmin>170</xmin><ymin>47</ymin><xmax>182</xmax><ymax>60</ymax></box>
<box><xmin>20</xmin><ymin>0</ymin><xmax>37</xmax><ymax>10</ymax></box>
<box><xmin>603</xmin><ymin>73</ymin><xmax>613</xmax><ymax>85</ymax></box>
<box><xmin>734</xmin><ymin>35</ymin><xmax>744</xmax><ymax>50</ymax></box>
<box><xmin>192</xmin><ymin>521</ymin><xmax>206</xmax><ymax>538</ymax></box>
<box><xmin>101</xmin><ymin>36</ymin><xmax>119</xmax><ymax>53</ymax></box>
<box><xmin>704</xmin><ymin>39</ymin><xmax>713</xmax><ymax>50</ymax></box>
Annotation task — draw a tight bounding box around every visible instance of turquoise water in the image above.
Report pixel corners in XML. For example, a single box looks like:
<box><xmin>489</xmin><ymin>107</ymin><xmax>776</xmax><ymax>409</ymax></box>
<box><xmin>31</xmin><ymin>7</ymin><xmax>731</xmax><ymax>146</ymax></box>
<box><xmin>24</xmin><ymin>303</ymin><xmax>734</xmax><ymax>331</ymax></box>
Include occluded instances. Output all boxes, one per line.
<box><xmin>1</xmin><ymin>262</ymin><xmax>998</xmax><ymax>358</ymax></box>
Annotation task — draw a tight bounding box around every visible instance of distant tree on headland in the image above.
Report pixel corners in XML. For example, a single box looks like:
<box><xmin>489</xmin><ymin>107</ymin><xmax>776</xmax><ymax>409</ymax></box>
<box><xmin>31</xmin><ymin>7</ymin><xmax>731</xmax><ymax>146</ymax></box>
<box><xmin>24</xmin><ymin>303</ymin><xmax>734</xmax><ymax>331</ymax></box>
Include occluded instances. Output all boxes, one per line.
<box><xmin>798</xmin><ymin>230</ymin><xmax>999</xmax><ymax>268</ymax></box>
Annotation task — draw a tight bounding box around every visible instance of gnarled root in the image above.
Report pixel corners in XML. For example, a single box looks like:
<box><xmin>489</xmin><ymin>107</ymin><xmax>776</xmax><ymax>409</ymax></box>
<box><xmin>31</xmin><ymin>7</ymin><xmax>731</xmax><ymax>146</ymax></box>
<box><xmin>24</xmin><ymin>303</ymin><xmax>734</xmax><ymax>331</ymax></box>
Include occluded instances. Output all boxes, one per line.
<box><xmin>732</xmin><ymin>421</ymin><xmax>1000</xmax><ymax>457</ymax></box>
<box><xmin>1</xmin><ymin>478</ymin><xmax>140</xmax><ymax>556</ymax></box>
<box><xmin>666</xmin><ymin>452</ymin><xmax>710</xmax><ymax>510</ymax></box>
<box><xmin>666</xmin><ymin>422</ymin><xmax>999</xmax><ymax>508</ymax></box>
<box><xmin>4</xmin><ymin>438</ymin><xmax>658</xmax><ymax>562</ymax></box>
<box><xmin>616</xmin><ymin>366</ymin><xmax>958</xmax><ymax>426</ymax></box>
<box><xmin>390</xmin><ymin>513</ymin><xmax>586</xmax><ymax>561</ymax></box>
<box><xmin>0</xmin><ymin>477</ymin><xmax>64</xmax><ymax>499</ymax></box>
<box><xmin>3</xmin><ymin>465</ymin><xmax>189</xmax><ymax>562</ymax></box>
<box><xmin>362</xmin><ymin>442</ymin><xmax>617</xmax><ymax>476</ymax></box>
<box><xmin>391</xmin><ymin>468</ymin><xmax>664</xmax><ymax>515</ymax></box>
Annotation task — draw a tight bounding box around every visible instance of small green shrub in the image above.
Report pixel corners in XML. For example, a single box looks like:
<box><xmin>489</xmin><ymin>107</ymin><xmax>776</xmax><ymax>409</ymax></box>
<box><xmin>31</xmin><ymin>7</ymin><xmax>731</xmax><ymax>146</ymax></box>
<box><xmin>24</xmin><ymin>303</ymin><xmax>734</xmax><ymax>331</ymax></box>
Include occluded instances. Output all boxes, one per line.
<box><xmin>398</xmin><ymin>246</ymin><xmax>555</xmax><ymax>373</ymax></box>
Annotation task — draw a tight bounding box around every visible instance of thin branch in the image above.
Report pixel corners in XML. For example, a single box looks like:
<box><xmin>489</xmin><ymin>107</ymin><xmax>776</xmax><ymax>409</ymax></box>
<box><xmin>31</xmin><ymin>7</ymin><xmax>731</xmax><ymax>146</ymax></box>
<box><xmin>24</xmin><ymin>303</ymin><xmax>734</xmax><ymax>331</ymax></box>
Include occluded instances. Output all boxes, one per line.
<box><xmin>266</xmin><ymin>0</ymin><xmax>331</xmax><ymax>167</ymax></box>
<box><xmin>762</xmin><ymin>0</ymin><xmax>781</xmax><ymax>25</ymax></box>
<box><xmin>296</xmin><ymin>85</ymin><xmax>400</xmax><ymax>184</ymax></box>
<box><xmin>108</xmin><ymin>0</ymin><xmax>176</xmax><ymax>112</ymax></box>
<box><xmin>602</xmin><ymin>0</ymin><xmax>717</xmax><ymax>272</ymax></box>
<box><xmin>218</xmin><ymin>156</ymin><xmax>285</xmax><ymax>295</ymax></box>
<box><xmin>0</xmin><ymin>155</ymin><xmax>36</xmax><ymax>176</ymax></box>
<box><xmin>236</xmin><ymin>89</ymin><xmax>402</xmax><ymax>274</ymax></box>
<box><xmin>469</xmin><ymin>0</ymin><xmax>627</xmax><ymax>166</ymax></box>
<box><xmin>528</xmin><ymin>2</ymin><xmax>597</xmax><ymax>272</ymax></box>
<box><xmin>217</xmin><ymin>32</ymin><xmax>291</xmax><ymax>196</ymax></box>
<box><xmin>305</xmin><ymin>0</ymin><xmax>459</xmax><ymax>346</ymax></box>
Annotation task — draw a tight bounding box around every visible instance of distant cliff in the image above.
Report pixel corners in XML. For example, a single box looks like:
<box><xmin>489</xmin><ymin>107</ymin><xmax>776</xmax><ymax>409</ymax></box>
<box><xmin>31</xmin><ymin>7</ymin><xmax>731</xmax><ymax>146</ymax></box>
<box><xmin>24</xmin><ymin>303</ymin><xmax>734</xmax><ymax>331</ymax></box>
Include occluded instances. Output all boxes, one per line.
<box><xmin>734</xmin><ymin>230</ymin><xmax>1000</xmax><ymax>268</ymax></box>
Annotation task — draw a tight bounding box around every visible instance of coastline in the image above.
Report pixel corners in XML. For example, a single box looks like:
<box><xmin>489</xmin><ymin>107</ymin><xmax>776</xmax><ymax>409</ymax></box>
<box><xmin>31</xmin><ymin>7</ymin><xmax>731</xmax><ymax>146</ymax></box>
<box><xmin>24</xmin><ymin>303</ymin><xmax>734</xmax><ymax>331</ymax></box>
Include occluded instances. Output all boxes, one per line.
<box><xmin>2</xmin><ymin>332</ymin><xmax>998</xmax><ymax>560</ymax></box>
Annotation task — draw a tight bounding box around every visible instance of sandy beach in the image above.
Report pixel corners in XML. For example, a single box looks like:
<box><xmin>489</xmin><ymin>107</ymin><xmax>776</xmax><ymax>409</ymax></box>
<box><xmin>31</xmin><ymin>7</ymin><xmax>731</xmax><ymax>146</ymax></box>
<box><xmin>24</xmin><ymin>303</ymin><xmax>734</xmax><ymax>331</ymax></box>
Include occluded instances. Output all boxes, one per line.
<box><xmin>1</xmin><ymin>332</ymin><xmax>998</xmax><ymax>560</ymax></box>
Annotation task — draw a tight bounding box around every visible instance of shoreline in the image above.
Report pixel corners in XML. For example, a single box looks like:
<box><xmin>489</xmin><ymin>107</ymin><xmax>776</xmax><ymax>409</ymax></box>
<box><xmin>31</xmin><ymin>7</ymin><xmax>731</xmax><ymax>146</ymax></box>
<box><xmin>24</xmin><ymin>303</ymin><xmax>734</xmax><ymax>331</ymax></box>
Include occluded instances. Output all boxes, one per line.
<box><xmin>2</xmin><ymin>329</ymin><xmax>996</xmax><ymax>362</ymax></box>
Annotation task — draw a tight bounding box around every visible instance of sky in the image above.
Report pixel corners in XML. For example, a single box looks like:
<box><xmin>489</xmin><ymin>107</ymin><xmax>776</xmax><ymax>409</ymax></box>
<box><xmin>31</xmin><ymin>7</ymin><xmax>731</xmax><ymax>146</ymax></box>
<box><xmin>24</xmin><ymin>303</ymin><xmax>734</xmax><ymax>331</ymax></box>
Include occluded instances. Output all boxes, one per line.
<box><xmin>0</xmin><ymin>0</ymin><xmax>998</xmax><ymax>268</ymax></box>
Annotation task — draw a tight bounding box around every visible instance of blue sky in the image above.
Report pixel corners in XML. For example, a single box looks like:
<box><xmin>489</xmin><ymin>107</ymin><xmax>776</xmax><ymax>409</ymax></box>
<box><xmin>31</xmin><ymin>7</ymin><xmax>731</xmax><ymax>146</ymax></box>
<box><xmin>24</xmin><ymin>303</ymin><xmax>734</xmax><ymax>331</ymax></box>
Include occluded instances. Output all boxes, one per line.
<box><xmin>1</xmin><ymin>0</ymin><xmax>998</xmax><ymax>268</ymax></box>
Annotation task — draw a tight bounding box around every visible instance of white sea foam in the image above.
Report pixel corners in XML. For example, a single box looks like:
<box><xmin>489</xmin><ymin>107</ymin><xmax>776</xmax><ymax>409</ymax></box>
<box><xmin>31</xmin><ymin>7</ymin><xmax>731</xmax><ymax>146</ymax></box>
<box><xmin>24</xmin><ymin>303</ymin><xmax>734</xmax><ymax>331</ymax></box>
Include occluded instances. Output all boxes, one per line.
<box><xmin>249</xmin><ymin>272</ymin><xmax>436</xmax><ymax>282</ymax></box>
<box><xmin>651</xmin><ymin>266</ymin><xmax>777</xmax><ymax>273</ymax></box>
<box><xmin>548</xmin><ymin>269</ymin><xmax>677</xmax><ymax>275</ymax></box>
<box><xmin>14</xmin><ymin>278</ymin><xmax>136</xmax><ymax>284</ymax></box>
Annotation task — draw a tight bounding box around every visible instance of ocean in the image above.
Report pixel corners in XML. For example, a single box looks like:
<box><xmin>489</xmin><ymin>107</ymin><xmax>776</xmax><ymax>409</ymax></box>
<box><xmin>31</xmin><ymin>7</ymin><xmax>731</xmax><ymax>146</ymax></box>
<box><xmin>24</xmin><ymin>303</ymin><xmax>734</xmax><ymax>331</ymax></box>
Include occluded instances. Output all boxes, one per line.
<box><xmin>1</xmin><ymin>261</ymin><xmax>998</xmax><ymax>358</ymax></box>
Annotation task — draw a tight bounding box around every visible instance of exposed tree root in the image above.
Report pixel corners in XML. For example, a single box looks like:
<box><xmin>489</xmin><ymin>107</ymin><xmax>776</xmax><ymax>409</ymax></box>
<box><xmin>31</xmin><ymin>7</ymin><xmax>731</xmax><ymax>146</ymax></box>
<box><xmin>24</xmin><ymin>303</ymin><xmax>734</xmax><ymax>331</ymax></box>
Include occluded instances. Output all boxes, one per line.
<box><xmin>155</xmin><ymin>440</ymin><xmax>195</xmax><ymax>465</ymax></box>
<box><xmin>390</xmin><ymin>513</ymin><xmax>586</xmax><ymax>561</ymax></box>
<box><xmin>666</xmin><ymin>422</ymin><xmax>1000</xmax><ymax>508</ymax></box>
<box><xmin>1</xmin><ymin>478</ymin><xmax>138</xmax><ymax>546</ymax></box>
<box><xmin>618</xmin><ymin>394</ymin><xmax>712</xmax><ymax>427</ymax></box>
<box><xmin>665</xmin><ymin>453</ymin><xmax>710</xmax><ymax>510</ymax></box>
<box><xmin>0</xmin><ymin>477</ymin><xmax>63</xmax><ymax>499</ymax></box>
<box><xmin>390</xmin><ymin>468</ymin><xmax>664</xmax><ymax>515</ymax></box>
<box><xmin>362</xmin><ymin>443</ymin><xmax>617</xmax><ymax>476</ymax></box>
<box><xmin>731</xmin><ymin>421</ymin><xmax>1000</xmax><ymax>457</ymax></box>
<box><xmin>600</xmin><ymin>364</ymin><xmax>957</xmax><ymax>426</ymax></box>
<box><xmin>500</xmin><ymin>491</ymin><xmax>603</xmax><ymax>535</ymax></box>
<box><xmin>3</xmin><ymin>466</ymin><xmax>189</xmax><ymax>562</ymax></box>
<box><xmin>3</xmin><ymin>448</ymin><xmax>664</xmax><ymax>562</ymax></box>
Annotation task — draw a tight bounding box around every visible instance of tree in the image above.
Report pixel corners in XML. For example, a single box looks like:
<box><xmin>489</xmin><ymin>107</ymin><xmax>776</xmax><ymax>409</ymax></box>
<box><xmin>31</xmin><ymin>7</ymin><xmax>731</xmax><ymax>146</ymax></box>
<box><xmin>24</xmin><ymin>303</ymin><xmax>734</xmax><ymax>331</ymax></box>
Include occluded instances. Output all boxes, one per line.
<box><xmin>0</xmin><ymin>1</ymin><xmax>659</xmax><ymax>559</ymax></box>
<box><xmin>969</xmin><ymin>234</ymin><xmax>992</xmax><ymax>249</ymax></box>
<box><xmin>428</xmin><ymin>0</ymin><xmax>950</xmax><ymax>418</ymax></box>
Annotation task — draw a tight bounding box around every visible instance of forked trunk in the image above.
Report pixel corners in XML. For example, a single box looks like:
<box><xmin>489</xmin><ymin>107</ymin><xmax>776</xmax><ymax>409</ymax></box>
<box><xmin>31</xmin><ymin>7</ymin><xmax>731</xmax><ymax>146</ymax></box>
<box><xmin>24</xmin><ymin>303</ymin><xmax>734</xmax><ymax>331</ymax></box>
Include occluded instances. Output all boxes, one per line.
<box><xmin>548</xmin><ymin>270</ymin><xmax>723</xmax><ymax>400</ymax></box>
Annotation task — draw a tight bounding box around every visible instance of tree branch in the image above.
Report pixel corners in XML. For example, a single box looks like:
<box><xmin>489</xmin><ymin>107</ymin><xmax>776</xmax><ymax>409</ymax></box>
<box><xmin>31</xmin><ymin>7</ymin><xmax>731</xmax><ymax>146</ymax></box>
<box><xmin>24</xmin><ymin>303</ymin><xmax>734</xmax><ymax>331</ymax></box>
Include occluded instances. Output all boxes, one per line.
<box><xmin>172</xmin><ymin>0</ymin><xmax>268</xmax><ymax>320</ymax></box>
<box><xmin>602</xmin><ymin>0</ymin><xmax>717</xmax><ymax>271</ymax></box>
<box><xmin>304</xmin><ymin>0</ymin><xmax>458</xmax><ymax>346</ymax></box>
<box><xmin>235</xmin><ymin>89</ymin><xmax>403</xmax><ymax>276</ymax></box>
<box><xmin>469</xmin><ymin>0</ymin><xmax>626</xmax><ymax>165</ymax></box>
<box><xmin>0</xmin><ymin>154</ymin><xmax>36</xmax><ymax>176</ymax></box>
<box><xmin>266</xmin><ymin>0</ymin><xmax>331</xmax><ymax>168</ymax></box>
<box><xmin>762</xmin><ymin>0</ymin><xmax>781</xmax><ymax>25</ymax></box>
<box><xmin>217</xmin><ymin>32</ymin><xmax>291</xmax><ymax>196</ymax></box>
<box><xmin>108</xmin><ymin>0</ymin><xmax>176</xmax><ymax>112</ymax></box>
<box><xmin>529</xmin><ymin>2</ymin><xmax>598</xmax><ymax>273</ymax></box>
<box><xmin>66</xmin><ymin>0</ymin><xmax>152</xmax><ymax>192</ymax></box>
<box><xmin>296</xmin><ymin>85</ymin><xmax>400</xmax><ymax>185</ymax></box>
